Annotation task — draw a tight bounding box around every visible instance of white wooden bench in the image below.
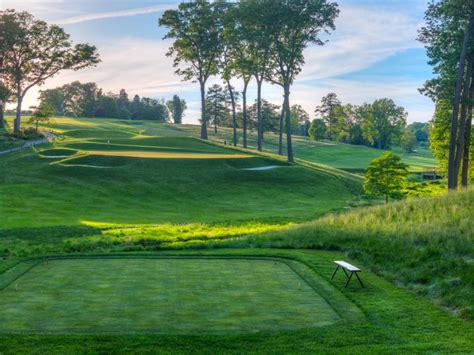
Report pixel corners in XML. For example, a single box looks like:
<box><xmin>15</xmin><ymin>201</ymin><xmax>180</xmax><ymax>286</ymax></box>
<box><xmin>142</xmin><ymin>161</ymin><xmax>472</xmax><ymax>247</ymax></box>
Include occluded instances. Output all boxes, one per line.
<box><xmin>331</xmin><ymin>260</ymin><xmax>364</xmax><ymax>288</ymax></box>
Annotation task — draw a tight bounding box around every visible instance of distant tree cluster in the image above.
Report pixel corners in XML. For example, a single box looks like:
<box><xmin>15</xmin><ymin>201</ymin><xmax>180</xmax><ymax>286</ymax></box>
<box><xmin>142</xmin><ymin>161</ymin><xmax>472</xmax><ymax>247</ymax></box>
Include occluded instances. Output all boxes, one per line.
<box><xmin>39</xmin><ymin>82</ymin><xmax>186</xmax><ymax>122</ymax></box>
<box><xmin>419</xmin><ymin>0</ymin><xmax>474</xmax><ymax>189</ymax></box>
<box><xmin>160</xmin><ymin>0</ymin><xmax>339</xmax><ymax>162</ymax></box>
<box><xmin>309</xmin><ymin>93</ymin><xmax>409</xmax><ymax>150</ymax></box>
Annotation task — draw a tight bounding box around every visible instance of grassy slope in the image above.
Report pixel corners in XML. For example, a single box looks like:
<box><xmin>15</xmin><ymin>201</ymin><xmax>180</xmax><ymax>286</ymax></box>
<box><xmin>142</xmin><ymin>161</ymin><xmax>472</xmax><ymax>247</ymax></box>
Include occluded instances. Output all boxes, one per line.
<box><xmin>0</xmin><ymin>117</ymin><xmax>354</xmax><ymax>230</ymax></box>
<box><xmin>228</xmin><ymin>189</ymin><xmax>474</xmax><ymax>319</ymax></box>
<box><xmin>176</xmin><ymin>124</ymin><xmax>437</xmax><ymax>172</ymax></box>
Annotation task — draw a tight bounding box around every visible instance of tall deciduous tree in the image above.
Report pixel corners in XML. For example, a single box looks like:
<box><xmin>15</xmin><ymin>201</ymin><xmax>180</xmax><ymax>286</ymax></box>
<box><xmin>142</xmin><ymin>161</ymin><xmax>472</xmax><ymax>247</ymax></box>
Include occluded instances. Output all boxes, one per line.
<box><xmin>361</xmin><ymin>99</ymin><xmax>407</xmax><ymax>150</ymax></box>
<box><xmin>236</xmin><ymin>1</ymin><xmax>276</xmax><ymax>151</ymax></box>
<box><xmin>159</xmin><ymin>1</ymin><xmax>224</xmax><ymax>140</ymax></box>
<box><xmin>419</xmin><ymin>0</ymin><xmax>474</xmax><ymax>189</ymax></box>
<box><xmin>268</xmin><ymin>0</ymin><xmax>339</xmax><ymax>162</ymax></box>
<box><xmin>315</xmin><ymin>93</ymin><xmax>341</xmax><ymax>140</ymax></box>
<box><xmin>0</xmin><ymin>9</ymin><xmax>99</xmax><ymax>133</ymax></box>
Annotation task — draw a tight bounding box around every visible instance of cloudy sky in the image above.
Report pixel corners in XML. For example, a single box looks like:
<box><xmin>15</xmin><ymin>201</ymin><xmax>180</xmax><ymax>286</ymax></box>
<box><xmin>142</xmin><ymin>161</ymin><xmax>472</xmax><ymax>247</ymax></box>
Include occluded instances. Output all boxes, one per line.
<box><xmin>3</xmin><ymin>0</ymin><xmax>435</xmax><ymax>123</ymax></box>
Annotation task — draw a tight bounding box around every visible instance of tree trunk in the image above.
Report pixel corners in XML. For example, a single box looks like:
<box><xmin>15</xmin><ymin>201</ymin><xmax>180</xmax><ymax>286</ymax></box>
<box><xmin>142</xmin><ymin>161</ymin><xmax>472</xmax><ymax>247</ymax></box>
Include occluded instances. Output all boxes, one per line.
<box><xmin>199</xmin><ymin>80</ymin><xmax>208</xmax><ymax>140</ymax></box>
<box><xmin>462</xmin><ymin>78</ymin><xmax>474</xmax><ymax>187</ymax></box>
<box><xmin>14</xmin><ymin>91</ymin><xmax>23</xmax><ymax>134</ymax></box>
<box><xmin>448</xmin><ymin>11</ymin><xmax>474</xmax><ymax>190</ymax></box>
<box><xmin>226</xmin><ymin>80</ymin><xmax>237</xmax><ymax>147</ymax></box>
<box><xmin>242</xmin><ymin>80</ymin><xmax>249</xmax><ymax>149</ymax></box>
<box><xmin>0</xmin><ymin>101</ymin><xmax>5</xmax><ymax>129</ymax></box>
<box><xmin>256</xmin><ymin>76</ymin><xmax>263</xmax><ymax>151</ymax></box>
<box><xmin>278</xmin><ymin>95</ymin><xmax>285</xmax><ymax>156</ymax></box>
<box><xmin>454</xmin><ymin>56</ymin><xmax>473</xmax><ymax>179</ymax></box>
<box><xmin>284</xmin><ymin>83</ymin><xmax>294</xmax><ymax>163</ymax></box>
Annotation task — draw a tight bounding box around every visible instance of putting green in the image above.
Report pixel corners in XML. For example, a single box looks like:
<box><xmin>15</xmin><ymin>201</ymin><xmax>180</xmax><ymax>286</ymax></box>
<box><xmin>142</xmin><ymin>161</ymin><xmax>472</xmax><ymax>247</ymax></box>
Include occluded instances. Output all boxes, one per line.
<box><xmin>0</xmin><ymin>257</ymin><xmax>343</xmax><ymax>334</ymax></box>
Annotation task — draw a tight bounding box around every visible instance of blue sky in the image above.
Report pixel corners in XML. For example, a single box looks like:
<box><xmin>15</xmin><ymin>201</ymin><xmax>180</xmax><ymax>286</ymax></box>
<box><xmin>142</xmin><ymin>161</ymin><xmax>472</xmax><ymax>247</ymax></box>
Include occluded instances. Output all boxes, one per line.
<box><xmin>3</xmin><ymin>0</ymin><xmax>435</xmax><ymax>123</ymax></box>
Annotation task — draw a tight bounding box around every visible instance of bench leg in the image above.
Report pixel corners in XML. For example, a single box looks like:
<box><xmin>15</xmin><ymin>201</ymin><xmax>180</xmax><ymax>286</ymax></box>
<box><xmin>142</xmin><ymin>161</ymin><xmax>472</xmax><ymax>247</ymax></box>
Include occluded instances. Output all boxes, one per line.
<box><xmin>331</xmin><ymin>265</ymin><xmax>339</xmax><ymax>280</ymax></box>
<box><xmin>341</xmin><ymin>267</ymin><xmax>350</xmax><ymax>279</ymax></box>
<box><xmin>355</xmin><ymin>272</ymin><xmax>365</xmax><ymax>288</ymax></box>
<box><xmin>344</xmin><ymin>272</ymin><xmax>354</xmax><ymax>288</ymax></box>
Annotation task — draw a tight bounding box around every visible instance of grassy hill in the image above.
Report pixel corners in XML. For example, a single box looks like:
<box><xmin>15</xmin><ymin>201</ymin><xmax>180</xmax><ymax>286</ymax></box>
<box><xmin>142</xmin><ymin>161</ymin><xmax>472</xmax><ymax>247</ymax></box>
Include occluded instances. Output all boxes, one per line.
<box><xmin>227</xmin><ymin>189</ymin><xmax>474</xmax><ymax>319</ymax></box>
<box><xmin>176</xmin><ymin>124</ymin><xmax>437</xmax><ymax>173</ymax></box>
<box><xmin>0</xmin><ymin>117</ymin><xmax>356</xmax><ymax>252</ymax></box>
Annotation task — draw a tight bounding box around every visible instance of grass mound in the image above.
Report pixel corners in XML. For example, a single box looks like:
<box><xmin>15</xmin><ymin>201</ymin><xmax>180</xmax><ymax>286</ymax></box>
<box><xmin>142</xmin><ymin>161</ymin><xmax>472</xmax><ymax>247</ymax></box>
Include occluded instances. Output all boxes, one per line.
<box><xmin>235</xmin><ymin>189</ymin><xmax>474</xmax><ymax>319</ymax></box>
<box><xmin>39</xmin><ymin>148</ymin><xmax>77</xmax><ymax>158</ymax></box>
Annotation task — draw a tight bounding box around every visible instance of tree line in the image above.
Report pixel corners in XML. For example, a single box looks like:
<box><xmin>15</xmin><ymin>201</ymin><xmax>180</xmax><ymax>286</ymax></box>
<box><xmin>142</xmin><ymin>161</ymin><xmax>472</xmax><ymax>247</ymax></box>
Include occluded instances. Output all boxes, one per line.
<box><xmin>159</xmin><ymin>0</ymin><xmax>340</xmax><ymax>162</ymax></box>
<box><xmin>204</xmin><ymin>83</ymin><xmax>311</xmax><ymax>138</ymax></box>
<box><xmin>38</xmin><ymin>81</ymin><xmax>187</xmax><ymax>123</ymax></box>
<box><xmin>309</xmin><ymin>92</ymin><xmax>426</xmax><ymax>152</ymax></box>
<box><xmin>420</xmin><ymin>0</ymin><xmax>474</xmax><ymax>189</ymax></box>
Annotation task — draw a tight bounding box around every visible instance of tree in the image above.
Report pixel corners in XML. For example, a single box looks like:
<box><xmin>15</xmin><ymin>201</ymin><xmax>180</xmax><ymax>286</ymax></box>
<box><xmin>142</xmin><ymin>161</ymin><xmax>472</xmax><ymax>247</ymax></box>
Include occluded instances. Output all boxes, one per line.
<box><xmin>401</xmin><ymin>129</ymin><xmax>418</xmax><ymax>153</ymax></box>
<box><xmin>166</xmin><ymin>94</ymin><xmax>187</xmax><ymax>124</ymax></box>
<box><xmin>206</xmin><ymin>84</ymin><xmax>228</xmax><ymax>133</ymax></box>
<box><xmin>309</xmin><ymin>119</ymin><xmax>327</xmax><ymax>140</ymax></box>
<box><xmin>225</xmin><ymin>4</ymin><xmax>253</xmax><ymax>149</ymax></box>
<box><xmin>364</xmin><ymin>152</ymin><xmax>408</xmax><ymax>203</ymax></box>
<box><xmin>361</xmin><ymin>99</ymin><xmax>407</xmax><ymax>150</ymax></box>
<box><xmin>419</xmin><ymin>0</ymin><xmax>474</xmax><ymax>189</ymax></box>
<box><xmin>0</xmin><ymin>84</ymin><xmax>12</xmax><ymax>129</ymax></box>
<box><xmin>117</xmin><ymin>89</ymin><xmax>130</xmax><ymax>111</ymax></box>
<box><xmin>429</xmin><ymin>100</ymin><xmax>452</xmax><ymax>176</ymax></box>
<box><xmin>315</xmin><ymin>93</ymin><xmax>341</xmax><ymax>140</ymax></box>
<box><xmin>39</xmin><ymin>88</ymin><xmax>65</xmax><ymax>115</ymax></box>
<box><xmin>248</xmin><ymin>99</ymin><xmax>280</xmax><ymax>134</ymax></box>
<box><xmin>130</xmin><ymin>95</ymin><xmax>141</xmax><ymax>118</ymax></box>
<box><xmin>0</xmin><ymin>9</ymin><xmax>100</xmax><ymax>133</ymax></box>
<box><xmin>268</xmin><ymin>0</ymin><xmax>339</xmax><ymax>162</ymax></box>
<box><xmin>289</xmin><ymin>105</ymin><xmax>310</xmax><ymax>135</ymax></box>
<box><xmin>159</xmin><ymin>1</ymin><xmax>224</xmax><ymax>140</ymax></box>
<box><xmin>29</xmin><ymin>102</ymin><xmax>54</xmax><ymax>132</ymax></box>
<box><xmin>334</xmin><ymin>104</ymin><xmax>359</xmax><ymax>143</ymax></box>
<box><xmin>235</xmin><ymin>1</ymin><xmax>276</xmax><ymax>151</ymax></box>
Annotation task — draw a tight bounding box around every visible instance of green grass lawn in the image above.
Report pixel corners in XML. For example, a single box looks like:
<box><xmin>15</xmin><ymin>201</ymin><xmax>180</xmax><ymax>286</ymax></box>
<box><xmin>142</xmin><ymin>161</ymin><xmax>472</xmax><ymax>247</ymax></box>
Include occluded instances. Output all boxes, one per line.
<box><xmin>175</xmin><ymin>124</ymin><xmax>437</xmax><ymax>173</ymax></box>
<box><xmin>0</xmin><ymin>117</ymin><xmax>354</xmax><ymax>230</ymax></box>
<box><xmin>0</xmin><ymin>257</ymin><xmax>343</xmax><ymax>334</ymax></box>
<box><xmin>0</xmin><ymin>250</ymin><xmax>472</xmax><ymax>353</ymax></box>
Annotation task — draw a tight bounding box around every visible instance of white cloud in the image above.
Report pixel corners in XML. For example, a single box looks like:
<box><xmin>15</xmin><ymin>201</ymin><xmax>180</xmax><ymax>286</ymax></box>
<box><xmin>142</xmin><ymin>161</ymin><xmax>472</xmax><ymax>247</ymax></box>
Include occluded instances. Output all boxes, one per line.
<box><xmin>299</xmin><ymin>5</ymin><xmax>423</xmax><ymax>80</ymax></box>
<box><xmin>53</xmin><ymin>4</ymin><xmax>175</xmax><ymax>25</ymax></box>
<box><xmin>10</xmin><ymin>1</ymin><xmax>434</xmax><ymax>124</ymax></box>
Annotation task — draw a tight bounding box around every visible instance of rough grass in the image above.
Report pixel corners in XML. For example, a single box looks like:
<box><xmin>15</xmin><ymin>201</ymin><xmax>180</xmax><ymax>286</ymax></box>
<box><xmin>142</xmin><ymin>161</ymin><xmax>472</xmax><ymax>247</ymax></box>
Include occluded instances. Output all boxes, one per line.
<box><xmin>227</xmin><ymin>189</ymin><xmax>474</xmax><ymax>319</ymax></box>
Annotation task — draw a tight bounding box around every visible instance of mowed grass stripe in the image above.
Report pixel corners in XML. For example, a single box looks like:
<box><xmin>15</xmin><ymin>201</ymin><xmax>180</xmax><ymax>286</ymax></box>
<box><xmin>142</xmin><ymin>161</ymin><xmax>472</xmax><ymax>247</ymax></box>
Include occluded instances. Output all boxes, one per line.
<box><xmin>0</xmin><ymin>258</ymin><xmax>341</xmax><ymax>334</ymax></box>
<box><xmin>87</xmin><ymin>150</ymin><xmax>251</xmax><ymax>159</ymax></box>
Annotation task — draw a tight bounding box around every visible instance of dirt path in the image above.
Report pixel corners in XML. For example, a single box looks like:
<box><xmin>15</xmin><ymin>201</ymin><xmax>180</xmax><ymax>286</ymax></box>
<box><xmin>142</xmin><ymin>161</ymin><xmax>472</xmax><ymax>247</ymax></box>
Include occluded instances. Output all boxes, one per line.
<box><xmin>0</xmin><ymin>131</ymin><xmax>57</xmax><ymax>155</ymax></box>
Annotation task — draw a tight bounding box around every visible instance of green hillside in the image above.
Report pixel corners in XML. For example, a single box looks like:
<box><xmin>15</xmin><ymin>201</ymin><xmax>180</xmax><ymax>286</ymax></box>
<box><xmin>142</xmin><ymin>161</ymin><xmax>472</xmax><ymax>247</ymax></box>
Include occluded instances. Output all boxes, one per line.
<box><xmin>175</xmin><ymin>124</ymin><xmax>437</xmax><ymax>173</ymax></box>
<box><xmin>0</xmin><ymin>116</ymin><xmax>355</xmax><ymax>232</ymax></box>
<box><xmin>231</xmin><ymin>189</ymin><xmax>474</xmax><ymax>319</ymax></box>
